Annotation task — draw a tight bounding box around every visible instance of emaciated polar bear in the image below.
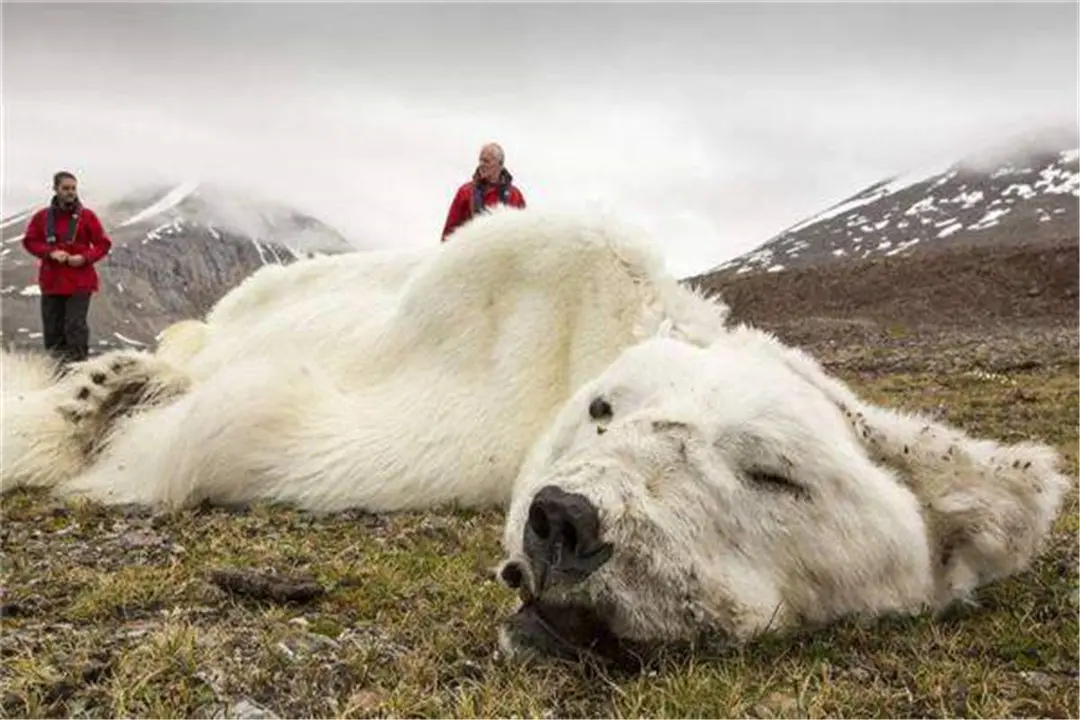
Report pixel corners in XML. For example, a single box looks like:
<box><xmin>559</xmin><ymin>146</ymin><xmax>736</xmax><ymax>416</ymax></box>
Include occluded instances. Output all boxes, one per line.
<box><xmin>495</xmin><ymin>327</ymin><xmax>1072</xmax><ymax>663</ymax></box>
<box><xmin>1</xmin><ymin>207</ymin><xmax>731</xmax><ymax>511</ymax></box>
<box><xmin>1</xmin><ymin>206</ymin><xmax>1069</xmax><ymax>664</ymax></box>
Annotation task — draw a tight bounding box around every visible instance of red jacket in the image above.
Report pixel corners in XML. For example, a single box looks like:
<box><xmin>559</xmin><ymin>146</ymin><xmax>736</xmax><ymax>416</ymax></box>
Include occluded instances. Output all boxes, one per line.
<box><xmin>22</xmin><ymin>200</ymin><xmax>112</xmax><ymax>295</ymax></box>
<box><xmin>441</xmin><ymin>169</ymin><xmax>526</xmax><ymax>242</ymax></box>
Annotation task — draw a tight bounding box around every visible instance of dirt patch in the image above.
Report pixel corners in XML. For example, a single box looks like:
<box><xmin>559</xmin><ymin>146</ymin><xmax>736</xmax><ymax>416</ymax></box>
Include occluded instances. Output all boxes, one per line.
<box><xmin>689</xmin><ymin>237</ymin><xmax>1078</xmax><ymax>333</ymax></box>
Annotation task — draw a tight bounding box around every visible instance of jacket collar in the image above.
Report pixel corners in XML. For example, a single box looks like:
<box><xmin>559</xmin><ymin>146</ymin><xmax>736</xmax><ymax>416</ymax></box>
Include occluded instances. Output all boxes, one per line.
<box><xmin>50</xmin><ymin>195</ymin><xmax>83</xmax><ymax>214</ymax></box>
<box><xmin>472</xmin><ymin>167</ymin><xmax>513</xmax><ymax>187</ymax></box>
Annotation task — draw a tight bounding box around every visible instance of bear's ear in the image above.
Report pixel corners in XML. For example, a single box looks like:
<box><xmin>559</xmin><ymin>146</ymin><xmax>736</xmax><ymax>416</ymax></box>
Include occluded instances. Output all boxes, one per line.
<box><xmin>740</xmin><ymin>324</ymin><xmax>1073</xmax><ymax>608</ymax></box>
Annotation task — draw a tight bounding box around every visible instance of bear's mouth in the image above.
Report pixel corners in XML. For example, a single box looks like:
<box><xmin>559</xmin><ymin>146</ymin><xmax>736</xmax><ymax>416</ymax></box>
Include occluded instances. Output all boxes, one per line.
<box><xmin>501</xmin><ymin>598</ymin><xmax>647</xmax><ymax>670</ymax></box>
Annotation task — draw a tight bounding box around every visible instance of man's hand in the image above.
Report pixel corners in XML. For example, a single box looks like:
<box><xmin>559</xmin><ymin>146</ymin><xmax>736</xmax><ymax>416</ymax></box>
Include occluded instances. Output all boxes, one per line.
<box><xmin>66</xmin><ymin>255</ymin><xmax>86</xmax><ymax>267</ymax></box>
<box><xmin>48</xmin><ymin>250</ymin><xmax>70</xmax><ymax>263</ymax></box>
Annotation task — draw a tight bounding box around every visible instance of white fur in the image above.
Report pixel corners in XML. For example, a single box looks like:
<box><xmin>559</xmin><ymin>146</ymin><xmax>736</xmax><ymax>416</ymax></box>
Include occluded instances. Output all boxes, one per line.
<box><xmin>1</xmin><ymin>350</ymin><xmax>83</xmax><ymax>491</ymax></box>
<box><xmin>155</xmin><ymin>246</ymin><xmax>431</xmax><ymax>380</ymax></box>
<box><xmin>1</xmin><ymin>207</ymin><xmax>730</xmax><ymax>511</ymax></box>
<box><xmin>4</xmin><ymin>206</ymin><xmax>1067</xmax><ymax>656</ymax></box>
<box><xmin>499</xmin><ymin>324</ymin><xmax>1072</xmax><ymax>650</ymax></box>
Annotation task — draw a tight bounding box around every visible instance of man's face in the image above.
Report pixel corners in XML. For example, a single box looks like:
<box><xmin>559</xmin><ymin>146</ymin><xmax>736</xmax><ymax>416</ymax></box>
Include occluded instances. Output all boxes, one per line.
<box><xmin>477</xmin><ymin>149</ymin><xmax>502</xmax><ymax>183</ymax></box>
<box><xmin>55</xmin><ymin>178</ymin><xmax>78</xmax><ymax>205</ymax></box>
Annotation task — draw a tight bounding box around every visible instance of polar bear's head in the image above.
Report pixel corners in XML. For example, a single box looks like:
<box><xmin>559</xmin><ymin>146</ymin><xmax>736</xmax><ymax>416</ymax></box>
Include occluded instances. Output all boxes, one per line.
<box><xmin>496</xmin><ymin>328</ymin><xmax>1069</xmax><ymax>665</ymax></box>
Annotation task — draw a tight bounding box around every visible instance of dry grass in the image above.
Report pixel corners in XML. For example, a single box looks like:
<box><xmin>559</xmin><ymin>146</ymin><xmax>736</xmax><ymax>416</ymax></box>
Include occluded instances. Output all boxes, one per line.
<box><xmin>2</xmin><ymin>338</ymin><xmax>1077</xmax><ymax>719</ymax></box>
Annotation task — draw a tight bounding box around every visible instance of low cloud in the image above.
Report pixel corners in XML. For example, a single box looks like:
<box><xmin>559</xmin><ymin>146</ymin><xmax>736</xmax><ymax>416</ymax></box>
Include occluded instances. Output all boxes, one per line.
<box><xmin>3</xmin><ymin>2</ymin><xmax>1075</xmax><ymax>276</ymax></box>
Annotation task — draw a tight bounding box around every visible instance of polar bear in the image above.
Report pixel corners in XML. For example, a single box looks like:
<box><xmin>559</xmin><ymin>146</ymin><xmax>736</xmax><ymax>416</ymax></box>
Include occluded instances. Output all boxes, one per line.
<box><xmin>1</xmin><ymin>207</ymin><xmax>731</xmax><ymax>512</ymax></box>
<box><xmin>496</xmin><ymin>326</ymin><xmax>1071</xmax><ymax>664</ymax></box>
<box><xmin>156</xmin><ymin>245</ymin><xmax>432</xmax><ymax>377</ymax></box>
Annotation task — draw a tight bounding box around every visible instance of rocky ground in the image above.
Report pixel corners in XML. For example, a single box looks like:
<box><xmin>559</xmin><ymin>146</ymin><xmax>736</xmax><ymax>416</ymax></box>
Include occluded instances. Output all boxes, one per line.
<box><xmin>2</xmin><ymin>239</ymin><xmax>1077</xmax><ymax>718</ymax></box>
<box><xmin>689</xmin><ymin>238</ymin><xmax>1078</xmax><ymax>332</ymax></box>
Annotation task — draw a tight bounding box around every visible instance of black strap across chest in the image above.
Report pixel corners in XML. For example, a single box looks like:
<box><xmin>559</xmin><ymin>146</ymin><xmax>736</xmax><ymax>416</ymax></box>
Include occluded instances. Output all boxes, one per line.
<box><xmin>45</xmin><ymin>206</ymin><xmax>80</xmax><ymax>245</ymax></box>
<box><xmin>471</xmin><ymin>182</ymin><xmax>511</xmax><ymax>216</ymax></box>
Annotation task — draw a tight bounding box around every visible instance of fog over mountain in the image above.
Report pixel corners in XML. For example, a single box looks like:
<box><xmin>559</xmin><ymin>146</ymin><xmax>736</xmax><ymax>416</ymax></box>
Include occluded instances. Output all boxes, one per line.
<box><xmin>3</xmin><ymin>2</ymin><xmax>1076</xmax><ymax>276</ymax></box>
<box><xmin>1</xmin><ymin>182</ymin><xmax>354</xmax><ymax>351</ymax></box>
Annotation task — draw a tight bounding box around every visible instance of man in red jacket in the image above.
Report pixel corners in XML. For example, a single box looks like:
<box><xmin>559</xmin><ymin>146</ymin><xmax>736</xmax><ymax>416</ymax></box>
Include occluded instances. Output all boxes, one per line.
<box><xmin>441</xmin><ymin>142</ymin><xmax>526</xmax><ymax>242</ymax></box>
<box><xmin>21</xmin><ymin>171</ymin><xmax>113</xmax><ymax>363</ymax></box>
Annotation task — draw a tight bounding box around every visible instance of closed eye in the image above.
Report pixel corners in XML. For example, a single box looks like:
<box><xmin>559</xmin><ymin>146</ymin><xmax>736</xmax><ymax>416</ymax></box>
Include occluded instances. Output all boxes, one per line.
<box><xmin>746</xmin><ymin>469</ymin><xmax>809</xmax><ymax>499</ymax></box>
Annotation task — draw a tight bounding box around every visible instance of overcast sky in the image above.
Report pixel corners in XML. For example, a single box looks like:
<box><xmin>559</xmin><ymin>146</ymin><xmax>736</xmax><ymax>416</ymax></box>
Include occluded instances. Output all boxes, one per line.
<box><xmin>3</xmin><ymin>1</ymin><xmax>1076</xmax><ymax>275</ymax></box>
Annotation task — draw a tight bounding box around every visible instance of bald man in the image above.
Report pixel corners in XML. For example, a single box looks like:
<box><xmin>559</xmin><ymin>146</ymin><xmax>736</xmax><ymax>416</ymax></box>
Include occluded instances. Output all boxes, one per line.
<box><xmin>441</xmin><ymin>142</ymin><xmax>527</xmax><ymax>242</ymax></box>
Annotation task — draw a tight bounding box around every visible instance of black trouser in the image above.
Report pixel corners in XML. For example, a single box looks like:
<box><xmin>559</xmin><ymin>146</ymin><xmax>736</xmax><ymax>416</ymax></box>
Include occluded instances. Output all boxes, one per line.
<box><xmin>41</xmin><ymin>292</ymin><xmax>92</xmax><ymax>363</ymax></box>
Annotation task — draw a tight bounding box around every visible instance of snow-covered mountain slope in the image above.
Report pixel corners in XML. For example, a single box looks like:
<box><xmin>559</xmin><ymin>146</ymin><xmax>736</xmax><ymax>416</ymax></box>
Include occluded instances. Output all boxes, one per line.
<box><xmin>0</xmin><ymin>182</ymin><xmax>358</xmax><ymax>352</ymax></box>
<box><xmin>98</xmin><ymin>181</ymin><xmax>355</xmax><ymax>258</ymax></box>
<box><xmin>708</xmin><ymin>145</ymin><xmax>1079</xmax><ymax>276</ymax></box>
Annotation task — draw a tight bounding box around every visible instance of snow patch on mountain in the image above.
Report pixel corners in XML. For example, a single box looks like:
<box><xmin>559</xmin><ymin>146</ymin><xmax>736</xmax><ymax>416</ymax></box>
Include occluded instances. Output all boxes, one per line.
<box><xmin>706</xmin><ymin>144</ymin><xmax>1078</xmax><ymax>276</ymax></box>
<box><xmin>783</xmin><ymin>157</ymin><xmax>957</xmax><ymax>237</ymax></box>
<box><xmin>119</xmin><ymin>181</ymin><xmax>200</xmax><ymax>227</ymax></box>
<box><xmin>113</xmin><ymin>182</ymin><xmax>354</xmax><ymax>257</ymax></box>
<box><xmin>0</xmin><ymin>209</ymin><xmax>32</xmax><ymax>230</ymax></box>
<box><xmin>114</xmin><ymin>332</ymin><xmax>147</xmax><ymax>347</ymax></box>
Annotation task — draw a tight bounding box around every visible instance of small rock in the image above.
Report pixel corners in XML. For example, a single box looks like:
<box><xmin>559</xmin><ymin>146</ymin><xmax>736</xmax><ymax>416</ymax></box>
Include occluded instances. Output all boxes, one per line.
<box><xmin>456</xmin><ymin>659</ymin><xmax>484</xmax><ymax>681</ymax></box>
<box><xmin>298</xmin><ymin>631</ymin><xmax>338</xmax><ymax>652</ymax></box>
<box><xmin>0</xmin><ymin>602</ymin><xmax>26</xmax><ymax>618</ymax></box>
<box><xmin>194</xmin><ymin>668</ymin><xmax>229</xmax><ymax>700</ymax></box>
<box><xmin>953</xmin><ymin>681</ymin><xmax>970</xmax><ymax>716</ymax></box>
<box><xmin>849</xmin><ymin>667</ymin><xmax>872</xmax><ymax>682</ymax></box>
<box><xmin>114</xmin><ymin>503</ymin><xmax>154</xmax><ymax>519</ymax></box>
<box><xmin>344</xmin><ymin>690</ymin><xmax>382</xmax><ymax>716</ymax></box>
<box><xmin>117</xmin><ymin>529</ymin><xmax>163</xmax><ymax>549</ymax></box>
<box><xmin>1019</xmin><ymin>671</ymin><xmax>1055</xmax><ymax>689</ymax></box>
<box><xmin>751</xmin><ymin>690</ymin><xmax>800</xmax><ymax>719</ymax></box>
<box><xmin>42</xmin><ymin>679</ymin><xmax>77</xmax><ymax>705</ymax></box>
<box><xmin>276</xmin><ymin>630</ymin><xmax>338</xmax><ymax>661</ymax></box>
<box><xmin>1</xmin><ymin>693</ymin><xmax>24</xmax><ymax>716</ymax></box>
<box><xmin>334</xmin><ymin>575</ymin><xmax>365</xmax><ymax>589</ymax></box>
<box><xmin>118</xmin><ymin>620</ymin><xmax>158</xmax><ymax>639</ymax></box>
<box><xmin>224</xmin><ymin>698</ymin><xmax>279</xmax><ymax>719</ymax></box>
<box><xmin>80</xmin><ymin>655</ymin><xmax>112</xmax><ymax>684</ymax></box>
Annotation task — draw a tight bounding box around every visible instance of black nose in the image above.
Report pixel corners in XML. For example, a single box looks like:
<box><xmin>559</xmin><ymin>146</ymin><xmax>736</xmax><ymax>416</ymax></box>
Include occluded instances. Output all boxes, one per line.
<box><xmin>523</xmin><ymin>485</ymin><xmax>613</xmax><ymax>588</ymax></box>
<box><xmin>499</xmin><ymin>561</ymin><xmax>525</xmax><ymax>589</ymax></box>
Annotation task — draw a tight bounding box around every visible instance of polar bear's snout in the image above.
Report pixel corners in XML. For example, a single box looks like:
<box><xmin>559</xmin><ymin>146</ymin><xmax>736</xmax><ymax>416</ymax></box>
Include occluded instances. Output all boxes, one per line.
<box><xmin>519</xmin><ymin>485</ymin><xmax>613</xmax><ymax>593</ymax></box>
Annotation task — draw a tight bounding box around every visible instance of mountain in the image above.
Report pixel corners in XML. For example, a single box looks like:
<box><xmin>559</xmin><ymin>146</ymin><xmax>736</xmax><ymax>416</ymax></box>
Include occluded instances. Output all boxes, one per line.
<box><xmin>0</xmin><ymin>182</ymin><xmax>356</xmax><ymax>352</ymax></box>
<box><xmin>686</xmin><ymin>137</ymin><xmax>1078</xmax><ymax>371</ymax></box>
<box><xmin>706</xmin><ymin>144</ymin><xmax>1078</xmax><ymax>277</ymax></box>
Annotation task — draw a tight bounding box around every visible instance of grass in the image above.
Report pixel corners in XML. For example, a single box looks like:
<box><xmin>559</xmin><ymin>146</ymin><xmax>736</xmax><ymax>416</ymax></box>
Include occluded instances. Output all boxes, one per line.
<box><xmin>2</xmin><ymin>351</ymin><xmax>1077</xmax><ymax>718</ymax></box>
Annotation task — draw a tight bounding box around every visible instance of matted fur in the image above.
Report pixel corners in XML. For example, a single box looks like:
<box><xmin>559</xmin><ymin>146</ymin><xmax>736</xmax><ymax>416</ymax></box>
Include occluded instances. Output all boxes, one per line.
<box><xmin>1</xmin><ymin>208</ymin><xmax>730</xmax><ymax>511</ymax></box>
<box><xmin>497</xmin><ymin>325</ymin><xmax>1072</xmax><ymax>655</ymax></box>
